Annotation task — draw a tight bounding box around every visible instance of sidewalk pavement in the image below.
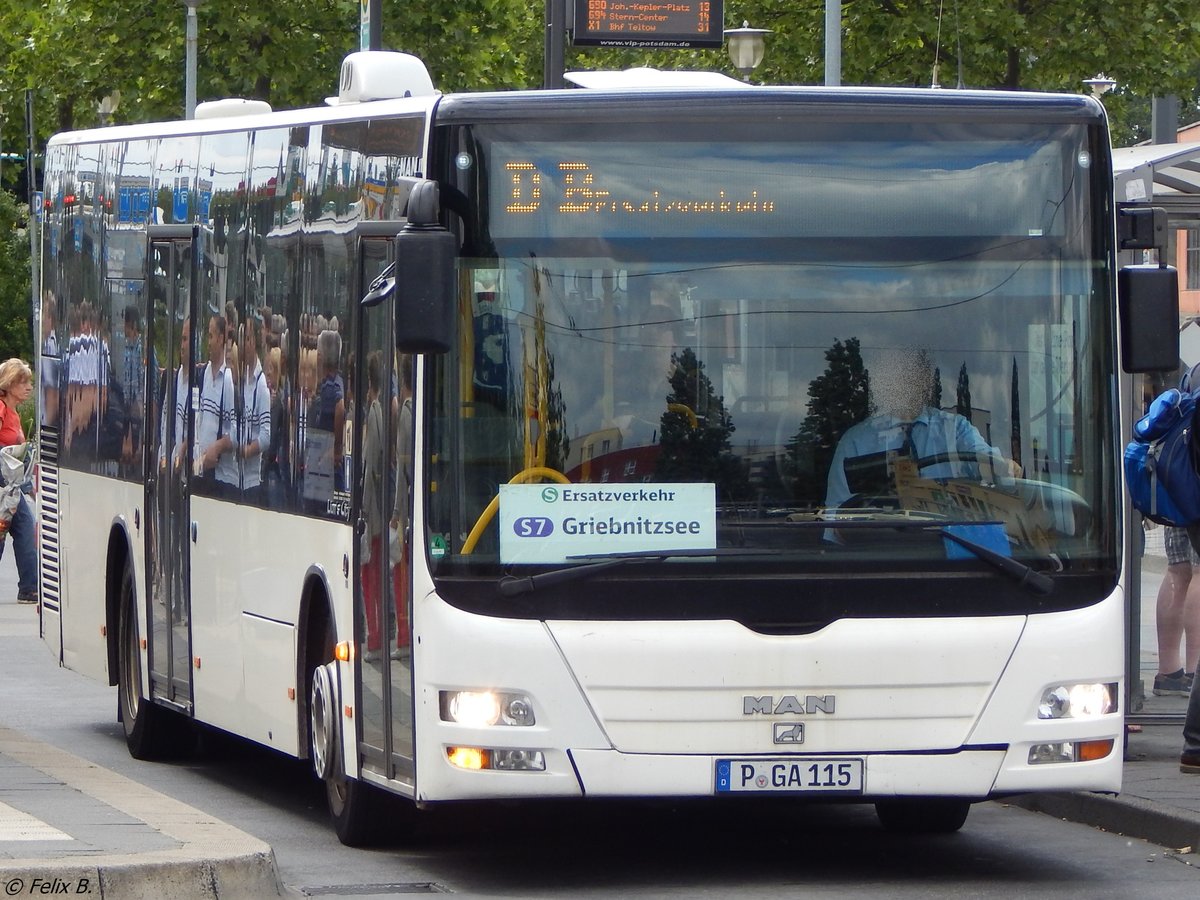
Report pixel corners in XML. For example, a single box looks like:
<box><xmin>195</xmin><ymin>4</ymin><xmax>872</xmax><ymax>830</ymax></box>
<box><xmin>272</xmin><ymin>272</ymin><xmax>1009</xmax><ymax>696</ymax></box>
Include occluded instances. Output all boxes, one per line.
<box><xmin>1012</xmin><ymin>724</ymin><xmax>1200</xmax><ymax>855</ymax></box>
<box><xmin>0</xmin><ymin>550</ymin><xmax>283</xmax><ymax>899</ymax></box>
<box><xmin>0</xmin><ymin>725</ymin><xmax>282</xmax><ymax>899</ymax></box>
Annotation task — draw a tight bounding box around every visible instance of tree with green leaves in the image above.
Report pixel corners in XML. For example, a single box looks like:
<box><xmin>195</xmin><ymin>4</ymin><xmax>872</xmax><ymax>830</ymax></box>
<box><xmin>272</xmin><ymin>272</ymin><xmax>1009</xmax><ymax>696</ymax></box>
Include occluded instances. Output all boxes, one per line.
<box><xmin>0</xmin><ymin>188</ymin><xmax>30</xmax><ymax>362</ymax></box>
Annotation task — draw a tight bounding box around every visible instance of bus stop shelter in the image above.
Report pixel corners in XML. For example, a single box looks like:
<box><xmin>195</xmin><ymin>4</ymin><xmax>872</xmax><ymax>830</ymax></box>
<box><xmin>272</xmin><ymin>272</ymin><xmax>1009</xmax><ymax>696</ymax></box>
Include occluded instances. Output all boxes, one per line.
<box><xmin>1113</xmin><ymin>140</ymin><xmax>1200</xmax><ymax>219</ymax></box>
<box><xmin>1113</xmin><ymin>140</ymin><xmax>1200</xmax><ymax>723</ymax></box>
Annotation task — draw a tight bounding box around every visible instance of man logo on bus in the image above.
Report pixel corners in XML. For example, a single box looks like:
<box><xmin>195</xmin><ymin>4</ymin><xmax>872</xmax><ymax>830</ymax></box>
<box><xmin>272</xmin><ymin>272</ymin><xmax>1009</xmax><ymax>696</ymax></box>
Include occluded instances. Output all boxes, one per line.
<box><xmin>774</xmin><ymin>723</ymin><xmax>805</xmax><ymax>744</ymax></box>
<box><xmin>743</xmin><ymin>695</ymin><xmax>836</xmax><ymax>715</ymax></box>
<box><xmin>541</xmin><ymin>487</ymin><xmax>559</xmax><ymax>503</ymax></box>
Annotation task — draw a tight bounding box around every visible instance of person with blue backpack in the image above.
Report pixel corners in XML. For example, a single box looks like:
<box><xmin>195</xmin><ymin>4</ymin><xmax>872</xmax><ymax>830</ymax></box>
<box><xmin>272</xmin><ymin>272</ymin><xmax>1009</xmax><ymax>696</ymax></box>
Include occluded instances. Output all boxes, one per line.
<box><xmin>1153</xmin><ymin>526</ymin><xmax>1199</xmax><ymax>698</ymax></box>
<box><xmin>1128</xmin><ymin>364</ymin><xmax>1200</xmax><ymax>774</ymax></box>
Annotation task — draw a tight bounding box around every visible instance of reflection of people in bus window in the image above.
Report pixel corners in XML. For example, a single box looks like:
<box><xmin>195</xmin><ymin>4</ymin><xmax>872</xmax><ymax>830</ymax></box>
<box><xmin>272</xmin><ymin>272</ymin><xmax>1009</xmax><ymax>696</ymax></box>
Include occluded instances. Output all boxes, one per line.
<box><xmin>161</xmin><ymin>319</ymin><xmax>191</xmax><ymax>473</ymax></box>
<box><xmin>303</xmin><ymin>329</ymin><xmax>345</xmax><ymax>507</ymax></box>
<box><xmin>40</xmin><ymin>292</ymin><xmax>60</xmax><ymax>427</ymax></box>
<box><xmin>239</xmin><ymin>315</ymin><xmax>271</xmax><ymax>504</ymax></box>
<box><xmin>65</xmin><ymin>300</ymin><xmax>99</xmax><ymax>454</ymax></box>
<box><xmin>824</xmin><ymin>348</ymin><xmax>1018</xmax><ymax>515</ymax></box>
<box><xmin>263</xmin><ymin>346</ymin><xmax>290</xmax><ymax>508</ymax></box>
<box><xmin>360</xmin><ymin>351</ymin><xmax>385</xmax><ymax>662</ymax></box>
<box><xmin>122</xmin><ymin>305</ymin><xmax>146</xmax><ymax>463</ymax></box>
<box><xmin>390</xmin><ymin>356</ymin><xmax>414</xmax><ymax>659</ymax></box>
<box><xmin>194</xmin><ymin>314</ymin><xmax>237</xmax><ymax>496</ymax></box>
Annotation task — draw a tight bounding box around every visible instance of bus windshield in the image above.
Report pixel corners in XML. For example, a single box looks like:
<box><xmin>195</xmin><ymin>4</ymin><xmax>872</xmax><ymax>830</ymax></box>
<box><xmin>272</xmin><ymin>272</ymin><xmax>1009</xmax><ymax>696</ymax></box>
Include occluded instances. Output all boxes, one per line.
<box><xmin>428</xmin><ymin>114</ymin><xmax>1115</xmax><ymax>617</ymax></box>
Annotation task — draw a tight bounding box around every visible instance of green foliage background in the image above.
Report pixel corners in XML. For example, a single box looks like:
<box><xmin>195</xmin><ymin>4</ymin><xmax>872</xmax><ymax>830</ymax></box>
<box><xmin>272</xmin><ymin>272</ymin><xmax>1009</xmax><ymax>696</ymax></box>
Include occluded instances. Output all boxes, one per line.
<box><xmin>0</xmin><ymin>0</ymin><xmax>1198</xmax><ymax>368</ymax></box>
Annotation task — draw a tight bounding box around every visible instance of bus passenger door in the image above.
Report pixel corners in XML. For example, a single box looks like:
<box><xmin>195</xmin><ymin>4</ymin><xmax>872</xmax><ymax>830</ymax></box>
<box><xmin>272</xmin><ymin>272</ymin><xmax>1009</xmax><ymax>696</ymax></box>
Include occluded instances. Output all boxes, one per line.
<box><xmin>353</xmin><ymin>226</ymin><xmax>416</xmax><ymax>788</ymax></box>
<box><xmin>145</xmin><ymin>229</ymin><xmax>196</xmax><ymax>711</ymax></box>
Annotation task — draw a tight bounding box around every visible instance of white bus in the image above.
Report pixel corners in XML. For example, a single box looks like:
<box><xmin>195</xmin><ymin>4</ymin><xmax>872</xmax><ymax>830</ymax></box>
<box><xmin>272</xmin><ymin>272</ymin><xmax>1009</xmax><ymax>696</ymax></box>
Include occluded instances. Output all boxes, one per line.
<box><xmin>35</xmin><ymin>51</ymin><xmax>1177</xmax><ymax>845</ymax></box>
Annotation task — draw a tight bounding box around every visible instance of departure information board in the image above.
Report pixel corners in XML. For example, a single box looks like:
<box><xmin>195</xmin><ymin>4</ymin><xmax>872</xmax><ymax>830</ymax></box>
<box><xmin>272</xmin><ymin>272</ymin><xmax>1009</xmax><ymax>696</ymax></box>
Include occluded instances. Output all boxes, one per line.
<box><xmin>571</xmin><ymin>1</ymin><xmax>724</xmax><ymax>48</ymax></box>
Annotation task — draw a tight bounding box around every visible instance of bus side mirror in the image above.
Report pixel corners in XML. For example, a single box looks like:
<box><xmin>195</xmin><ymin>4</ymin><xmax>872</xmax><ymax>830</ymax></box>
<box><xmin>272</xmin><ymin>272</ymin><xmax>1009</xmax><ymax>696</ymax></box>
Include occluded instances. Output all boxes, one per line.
<box><xmin>367</xmin><ymin>180</ymin><xmax>455</xmax><ymax>355</ymax></box>
<box><xmin>1119</xmin><ymin>265</ymin><xmax>1178</xmax><ymax>373</ymax></box>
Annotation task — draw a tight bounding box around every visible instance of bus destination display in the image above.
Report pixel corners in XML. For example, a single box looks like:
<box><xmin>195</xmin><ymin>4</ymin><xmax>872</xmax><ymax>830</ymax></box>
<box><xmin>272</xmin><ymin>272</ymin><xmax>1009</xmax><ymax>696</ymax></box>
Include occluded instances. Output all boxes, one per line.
<box><xmin>572</xmin><ymin>1</ymin><xmax>724</xmax><ymax>48</ymax></box>
<box><xmin>494</xmin><ymin>147</ymin><xmax>778</xmax><ymax>240</ymax></box>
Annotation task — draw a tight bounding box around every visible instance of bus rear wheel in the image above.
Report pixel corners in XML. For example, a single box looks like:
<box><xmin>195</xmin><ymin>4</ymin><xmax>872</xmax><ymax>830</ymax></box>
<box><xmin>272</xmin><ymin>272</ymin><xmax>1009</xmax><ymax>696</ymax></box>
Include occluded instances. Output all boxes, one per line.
<box><xmin>875</xmin><ymin>798</ymin><xmax>971</xmax><ymax>833</ymax></box>
<box><xmin>116</xmin><ymin>560</ymin><xmax>190</xmax><ymax>759</ymax></box>
<box><xmin>311</xmin><ymin>619</ymin><xmax>382</xmax><ymax>847</ymax></box>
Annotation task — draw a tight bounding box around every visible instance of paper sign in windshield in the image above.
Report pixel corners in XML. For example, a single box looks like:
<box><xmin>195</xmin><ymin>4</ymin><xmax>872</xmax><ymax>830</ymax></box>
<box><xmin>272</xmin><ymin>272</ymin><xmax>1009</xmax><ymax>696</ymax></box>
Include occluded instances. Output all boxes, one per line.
<box><xmin>499</xmin><ymin>483</ymin><xmax>716</xmax><ymax>564</ymax></box>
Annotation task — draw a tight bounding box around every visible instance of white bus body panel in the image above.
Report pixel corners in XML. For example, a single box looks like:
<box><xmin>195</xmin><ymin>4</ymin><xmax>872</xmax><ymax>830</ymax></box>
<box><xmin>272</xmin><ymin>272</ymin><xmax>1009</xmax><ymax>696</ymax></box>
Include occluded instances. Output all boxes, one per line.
<box><xmin>54</xmin><ymin>472</ymin><xmax>144</xmax><ymax>682</ymax></box>
<box><xmin>189</xmin><ymin>498</ymin><xmax>352</xmax><ymax>754</ymax></box>
<box><xmin>49</xmin><ymin>469</ymin><xmax>356</xmax><ymax>759</ymax></box>
<box><xmin>412</xmin><ymin>586</ymin><xmax>1123</xmax><ymax>801</ymax></box>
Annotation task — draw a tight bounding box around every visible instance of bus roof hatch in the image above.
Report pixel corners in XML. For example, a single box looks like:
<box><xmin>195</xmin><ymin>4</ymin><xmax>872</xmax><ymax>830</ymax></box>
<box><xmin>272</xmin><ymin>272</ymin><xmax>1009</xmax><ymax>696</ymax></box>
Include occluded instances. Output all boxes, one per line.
<box><xmin>328</xmin><ymin>51</ymin><xmax>437</xmax><ymax>105</ymax></box>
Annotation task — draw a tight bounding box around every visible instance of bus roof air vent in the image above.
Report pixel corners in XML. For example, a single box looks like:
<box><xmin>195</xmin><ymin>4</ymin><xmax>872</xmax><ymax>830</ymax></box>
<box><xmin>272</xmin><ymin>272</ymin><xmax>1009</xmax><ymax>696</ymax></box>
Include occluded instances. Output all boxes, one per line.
<box><xmin>328</xmin><ymin>51</ymin><xmax>437</xmax><ymax>105</ymax></box>
<box><xmin>194</xmin><ymin>99</ymin><xmax>274</xmax><ymax>120</ymax></box>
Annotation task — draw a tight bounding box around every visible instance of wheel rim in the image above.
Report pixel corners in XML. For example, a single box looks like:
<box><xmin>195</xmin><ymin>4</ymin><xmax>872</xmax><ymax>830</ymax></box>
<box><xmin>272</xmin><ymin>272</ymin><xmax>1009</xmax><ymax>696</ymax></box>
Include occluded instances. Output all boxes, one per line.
<box><xmin>310</xmin><ymin>663</ymin><xmax>337</xmax><ymax>780</ymax></box>
<box><xmin>121</xmin><ymin>600</ymin><xmax>140</xmax><ymax>728</ymax></box>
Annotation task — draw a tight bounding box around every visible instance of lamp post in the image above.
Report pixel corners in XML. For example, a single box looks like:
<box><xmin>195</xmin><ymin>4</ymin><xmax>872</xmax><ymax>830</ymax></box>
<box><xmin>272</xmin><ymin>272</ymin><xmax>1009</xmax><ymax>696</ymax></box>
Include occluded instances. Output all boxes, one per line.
<box><xmin>1083</xmin><ymin>74</ymin><xmax>1116</xmax><ymax>98</ymax></box>
<box><xmin>97</xmin><ymin>91</ymin><xmax>121</xmax><ymax>127</ymax></box>
<box><xmin>181</xmin><ymin>0</ymin><xmax>205</xmax><ymax>119</ymax></box>
<box><xmin>724</xmin><ymin>21</ymin><xmax>771</xmax><ymax>83</ymax></box>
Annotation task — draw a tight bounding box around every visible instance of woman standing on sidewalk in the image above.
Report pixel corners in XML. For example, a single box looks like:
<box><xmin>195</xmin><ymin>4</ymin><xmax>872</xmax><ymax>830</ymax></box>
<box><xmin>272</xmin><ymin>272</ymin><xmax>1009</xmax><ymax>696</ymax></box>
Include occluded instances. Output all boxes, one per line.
<box><xmin>0</xmin><ymin>359</ymin><xmax>37</xmax><ymax>603</ymax></box>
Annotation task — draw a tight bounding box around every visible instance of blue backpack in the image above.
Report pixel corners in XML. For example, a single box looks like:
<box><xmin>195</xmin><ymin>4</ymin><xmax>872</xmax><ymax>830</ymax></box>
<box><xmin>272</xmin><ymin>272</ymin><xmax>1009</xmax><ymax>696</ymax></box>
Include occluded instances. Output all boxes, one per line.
<box><xmin>1125</xmin><ymin>377</ymin><xmax>1200</xmax><ymax>526</ymax></box>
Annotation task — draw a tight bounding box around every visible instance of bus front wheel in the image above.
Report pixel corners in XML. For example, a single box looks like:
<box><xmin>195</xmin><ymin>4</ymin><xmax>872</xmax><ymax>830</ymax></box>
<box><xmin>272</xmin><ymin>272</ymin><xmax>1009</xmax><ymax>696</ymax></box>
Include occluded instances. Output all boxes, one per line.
<box><xmin>312</xmin><ymin>619</ymin><xmax>381</xmax><ymax>847</ymax></box>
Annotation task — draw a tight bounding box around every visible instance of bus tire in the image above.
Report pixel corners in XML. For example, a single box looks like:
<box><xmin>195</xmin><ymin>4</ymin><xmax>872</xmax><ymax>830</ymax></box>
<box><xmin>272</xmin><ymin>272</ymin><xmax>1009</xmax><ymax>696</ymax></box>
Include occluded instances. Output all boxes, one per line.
<box><xmin>312</xmin><ymin>618</ymin><xmax>381</xmax><ymax>847</ymax></box>
<box><xmin>116</xmin><ymin>560</ymin><xmax>190</xmax><ymax>760</ymax></box>
<box><xmin>874</xmin><ymin>798</ymin><xmax>971</xmax><ymax>834</ymax></box>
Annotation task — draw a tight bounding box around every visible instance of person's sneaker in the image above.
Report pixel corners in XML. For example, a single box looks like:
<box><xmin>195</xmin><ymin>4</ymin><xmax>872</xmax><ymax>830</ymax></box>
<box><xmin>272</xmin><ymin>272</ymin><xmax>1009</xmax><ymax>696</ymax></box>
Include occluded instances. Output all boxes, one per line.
<box><xmin>15</xmin><ymin>592</ymin><xmax>36</xmax><ymax>605</ymax></box>
<box><xmin>1181</xmin><ymin>752</ymin><xmax>1200</xmax><ymax>775</ymax></box>
<box><xmin>1153</xmin><ymin>670</ymin><xmax>1191</xmax><ymax>696</ymax></box>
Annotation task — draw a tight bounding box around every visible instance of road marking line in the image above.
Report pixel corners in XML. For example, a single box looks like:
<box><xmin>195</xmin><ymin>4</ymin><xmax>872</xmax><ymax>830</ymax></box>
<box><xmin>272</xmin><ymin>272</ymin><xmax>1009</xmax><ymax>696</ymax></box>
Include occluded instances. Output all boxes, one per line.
<box><xmin>0</xmin><ymin>800</ymin><xmax>71</xmax><ymax>842</ymax></box>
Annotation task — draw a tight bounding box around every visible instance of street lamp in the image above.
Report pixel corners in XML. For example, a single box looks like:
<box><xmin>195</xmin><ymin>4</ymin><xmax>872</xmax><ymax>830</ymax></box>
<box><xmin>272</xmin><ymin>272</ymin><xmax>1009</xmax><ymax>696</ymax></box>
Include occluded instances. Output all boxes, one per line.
<box><xmin>97</xmin><ymin>91</ymin><xmax>120</xmax><ymax>127</ymax></box>
<box><xmin>724</xmin><ymin>21</ymin><xmax>772</xmax><ymax>83</ymax></box>
<box><xmin>1083</xmin><ymin>74</ymin><xmax>1116</xmax><ymax>97</ymax></box>
<box><xmin>181</xmin><ymin>0</ymin><xmax>206</xmax><ymax>119</ymax></box>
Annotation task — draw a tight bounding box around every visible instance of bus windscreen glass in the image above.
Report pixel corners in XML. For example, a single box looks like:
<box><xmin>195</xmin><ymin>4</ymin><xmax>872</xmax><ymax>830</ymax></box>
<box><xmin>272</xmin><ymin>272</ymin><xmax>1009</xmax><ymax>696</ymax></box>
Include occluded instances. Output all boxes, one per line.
<box><xmin>430</xmin><ymin>117</ymin><xmax>1113</xmax><ymax>621</ymax></box>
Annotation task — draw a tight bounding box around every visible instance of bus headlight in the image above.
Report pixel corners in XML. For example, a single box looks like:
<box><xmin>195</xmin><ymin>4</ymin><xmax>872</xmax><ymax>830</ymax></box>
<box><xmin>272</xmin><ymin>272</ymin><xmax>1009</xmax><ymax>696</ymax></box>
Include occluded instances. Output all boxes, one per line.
<box><xmin>1037</xmin><ymin>682</ymin><xmax>1117</xmax><ymax>719</ymax></box>
<box><xmin>440</xmin><ymin>690</ymin><xmax>537</xmax><ymax>726</ymax></box>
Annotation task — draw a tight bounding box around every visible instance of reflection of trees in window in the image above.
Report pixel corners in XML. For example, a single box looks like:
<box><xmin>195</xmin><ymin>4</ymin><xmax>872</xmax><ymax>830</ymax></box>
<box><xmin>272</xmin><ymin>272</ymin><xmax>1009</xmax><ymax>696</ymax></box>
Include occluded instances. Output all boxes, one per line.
<box><xmin>541</xmin><ymin>351</ymin><xmax>570</xmax><ymax>473</ymax></box>
<box><xmin>785</xmin><ymin>337</ymin><xmax>871</xmax><ymax>505</ymax></box>
<box><xmin>655</xmin><ymin>347</ymin><xmax>747</xmax><ymax>498</ymax></box>
<box><xmin>956</xmin><ymin>362</ymin><xmax>972</xmax><ymax>422</ymax></box>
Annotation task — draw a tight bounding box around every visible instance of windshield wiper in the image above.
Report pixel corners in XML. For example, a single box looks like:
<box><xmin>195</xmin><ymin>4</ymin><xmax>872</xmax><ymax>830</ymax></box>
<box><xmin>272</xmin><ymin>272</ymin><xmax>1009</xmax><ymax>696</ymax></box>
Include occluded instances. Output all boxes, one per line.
<box><xmin>937</xmin><ymin>528</ymin><xmax>1055</xmax><ymax>595</ymax></box>
<box><xmin>821</xmin><ymin>518</ymin><xmax>1055</xmax><ymax>595</ymax></box>
<box><xmin>497</xmin><ymin>548</ymin><xmax>774</xmax><ymax>597</ymax></box>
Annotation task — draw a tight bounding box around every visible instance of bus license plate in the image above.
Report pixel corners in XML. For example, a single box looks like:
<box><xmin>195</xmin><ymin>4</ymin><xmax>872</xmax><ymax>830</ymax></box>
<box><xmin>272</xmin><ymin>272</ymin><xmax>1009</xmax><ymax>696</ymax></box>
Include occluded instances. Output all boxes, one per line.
<box><xmin>715</xmin><ymin>758</ymin><xmax>864</xmax><ymax>794</ymax></box>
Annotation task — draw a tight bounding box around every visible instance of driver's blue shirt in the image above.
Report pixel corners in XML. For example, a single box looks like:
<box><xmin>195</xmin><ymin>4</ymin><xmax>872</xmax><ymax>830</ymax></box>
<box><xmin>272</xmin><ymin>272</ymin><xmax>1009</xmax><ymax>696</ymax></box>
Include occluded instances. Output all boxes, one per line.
<box><xmin>825</xmin><ymin>406</ymin><xmax>999</xmax><ymax>512</ymax></box>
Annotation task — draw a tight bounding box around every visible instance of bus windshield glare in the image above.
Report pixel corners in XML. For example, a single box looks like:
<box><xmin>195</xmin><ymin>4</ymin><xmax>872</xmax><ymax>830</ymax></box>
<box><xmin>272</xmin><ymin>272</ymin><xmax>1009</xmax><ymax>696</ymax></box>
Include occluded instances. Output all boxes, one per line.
<box><xmin>428</xmin><ymin>118</ymin><xmax>1114</xmax><ymax>612</ymax></box>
